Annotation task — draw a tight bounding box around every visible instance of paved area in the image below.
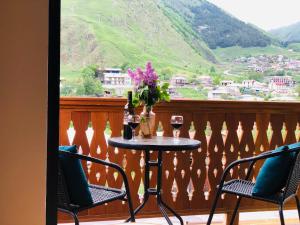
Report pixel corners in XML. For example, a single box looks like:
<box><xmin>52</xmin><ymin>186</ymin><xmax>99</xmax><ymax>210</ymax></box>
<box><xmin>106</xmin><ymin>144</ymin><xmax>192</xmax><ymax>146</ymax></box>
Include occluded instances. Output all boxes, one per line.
<box><xmin>59</xmin><ymin>210</ymin><xmax>299</xmax><ymax>225</ymax></box>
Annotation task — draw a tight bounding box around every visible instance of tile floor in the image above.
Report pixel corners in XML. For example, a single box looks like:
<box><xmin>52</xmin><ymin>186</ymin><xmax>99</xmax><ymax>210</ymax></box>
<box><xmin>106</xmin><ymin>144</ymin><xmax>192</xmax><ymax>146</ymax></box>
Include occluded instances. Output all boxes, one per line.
<box><xmin>59</xmin><ymin>210</ymin><xmax>299</xmax><ymax>225</ymax></box>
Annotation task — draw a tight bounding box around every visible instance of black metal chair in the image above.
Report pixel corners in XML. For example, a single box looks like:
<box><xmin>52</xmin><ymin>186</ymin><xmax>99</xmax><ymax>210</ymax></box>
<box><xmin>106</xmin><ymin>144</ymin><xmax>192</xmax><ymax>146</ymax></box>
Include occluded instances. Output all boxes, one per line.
<box><xmin>57</xmin><ymin>150</ymin><xmax>135</xmax><ymax>224</ymax></box>
<box><xmin>207</xmin><ymin>146</ymin><xmax>300</xmax><ymax>225</ymax></box>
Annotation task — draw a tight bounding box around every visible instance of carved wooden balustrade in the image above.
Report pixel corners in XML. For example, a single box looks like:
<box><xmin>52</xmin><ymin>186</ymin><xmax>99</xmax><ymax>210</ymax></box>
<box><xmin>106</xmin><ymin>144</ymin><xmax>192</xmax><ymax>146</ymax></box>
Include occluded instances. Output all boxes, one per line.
<box><xmin>59</xmin><ymin>97</ymin><xmax>300</xmax><ymax>222</ymax></box>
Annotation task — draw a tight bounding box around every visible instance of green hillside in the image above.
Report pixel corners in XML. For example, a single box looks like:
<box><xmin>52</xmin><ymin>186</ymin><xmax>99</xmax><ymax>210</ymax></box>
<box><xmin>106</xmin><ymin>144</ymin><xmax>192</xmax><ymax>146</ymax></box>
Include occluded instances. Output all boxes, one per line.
<box><xmin>288</xmin><ymin>43</ymin><xmax>300</xmax><ymax>52</ymax></box>
<box><xmin>213</xmin><ymin>45</ymin><xmax>300</xmax><ymax>61</ymax></box>
<box><xmin>270</xmin><ymin>22</ymin><xmax>300</xmax><ymax>44</ymax></box>
<box><xmin>61</xmin><ymin>0</ymin><xmax>214</xmax><ymax>76</ymax></box>
<box><xmin>161</xmin><ymin>0</ymin><xmax>271</xmax><ymax>49</ymax></box>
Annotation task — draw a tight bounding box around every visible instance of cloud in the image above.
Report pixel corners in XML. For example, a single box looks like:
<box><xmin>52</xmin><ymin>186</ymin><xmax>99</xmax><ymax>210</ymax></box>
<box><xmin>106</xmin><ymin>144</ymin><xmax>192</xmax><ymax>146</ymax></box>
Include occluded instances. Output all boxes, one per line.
<box><xmin>208</xmin><ymin>0</ymin><xmax>300</xmax><ymax>30</ymax></box>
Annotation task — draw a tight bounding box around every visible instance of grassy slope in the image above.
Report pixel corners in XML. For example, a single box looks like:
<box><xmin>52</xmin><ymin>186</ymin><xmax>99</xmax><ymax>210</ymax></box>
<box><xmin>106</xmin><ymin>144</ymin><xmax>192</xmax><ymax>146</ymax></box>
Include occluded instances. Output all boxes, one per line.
<box><xmin>213</xmin><ymin>45</ymin><xmax>300</xmax><ymax>85</ymax></box>
<box><xmin>160</xmin><ymin>3</ymin><xmax>217</xmax><ymax>63</ymax></box>
<box><xmin>60</xmin><ymin>65</ymin><xmax>81</xmax><ymax>81</ymax></box>
<box><xmin>213</xmin><ymin>45</ymin><xmax>300</xmax><ymax>61</ymax></box>
<box><xmin>177</xmin><ymin>87</ymin><xmax>207</xmax><ymax>99</ymax></box>
<box><xmin>61</xmin><ymin>0</ymin><xmax>212</xmax><ymax>77</ymax></box>
<box><xmin>288</xmin><ymin>43</ymin><xmax>300</xmax><ymax>52</ymax></box>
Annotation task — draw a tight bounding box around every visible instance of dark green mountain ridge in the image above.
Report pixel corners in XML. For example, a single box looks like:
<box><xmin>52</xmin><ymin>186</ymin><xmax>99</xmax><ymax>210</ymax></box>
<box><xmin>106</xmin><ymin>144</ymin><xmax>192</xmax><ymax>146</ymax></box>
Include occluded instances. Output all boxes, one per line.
<box><xmin>161</xmin><ymin>0</ymin><xmax>272</xmax><ymax>49</ymax></box>
<box><xmin>270</xmin><ymin>21</ymin><xmax>300</xmax><ymax>44</ymax></box>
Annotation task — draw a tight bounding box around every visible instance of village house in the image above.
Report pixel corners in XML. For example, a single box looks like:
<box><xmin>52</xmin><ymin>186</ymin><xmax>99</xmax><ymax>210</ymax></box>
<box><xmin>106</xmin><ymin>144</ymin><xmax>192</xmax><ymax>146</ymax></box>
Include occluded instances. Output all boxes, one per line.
<box><xmin>208</xmin><ymin>86</ymin><xmax>241</xmax><ymax>100</ymax></box>
<box><xmin>170</xmin><ymin>75</ymin><xmax>188</xmax><ymax>87</ymax></box>
<box><xmin>269</xmin><ymin>75</ymin><xmax>295</xmax><ymax>89</ymax></box>
<box><xmin>198</xmin><ymin>75</ymin><xmax>213</xmax><ymax>86</ymax></box>
<box><xmin>286</xmin><ymin>60</ymin><xmax>300</xmax><ymax>70</ymax></box>
<box><xmin>242</xmin><ymin>80</ymin><xmax>266</xmax><ymax>89</ymax></box>
<box><xmin>220</xmin><ymin>80</ymin><xmax>233</xmax><ymax>87</ymax></box>
<box><xmin>98</xmin><ymin>68</ymin><xmax>133</xmax><ymax>96</ymax></box>
<box><xmin>101</xmin><ymin>68</ymin><xmax>132</xmax><ymax>86</ymax></box>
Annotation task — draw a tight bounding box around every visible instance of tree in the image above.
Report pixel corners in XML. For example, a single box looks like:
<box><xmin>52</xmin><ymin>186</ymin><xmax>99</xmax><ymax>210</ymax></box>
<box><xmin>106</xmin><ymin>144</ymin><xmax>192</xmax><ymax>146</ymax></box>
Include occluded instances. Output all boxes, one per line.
<box><xmin>120</xmin><ymin>62</ymin><xmax>130</xmax><ymax>72</ymax></box>
<box><xmin>210</xmin><ymin>66</ymin><xmax>216</xmax><ymax>74</ymax></box>
<box><xmin>248</xmin><ymin>72</ymin><xmax>263</xmax><ymax>82</ymax></box>
<box><xmin>212</xmin><ymin>73</ymin><xmax>222</xmax><ymax>85</ymax></box>
<box><xmin>81</xmin><ymin>65</ymin><xmax>103</xmax><ymax>96</ymax></box>
<box><xmin>160</xmin><ymin>67</ymin><xmax>173</xmax><ymax>81</ymax></box>
<box><xmin>81</xmin><ymin>64</ymin><xmax>98</xmax><ymax>78</ymax></box>
<box><xmin>60</xmin><ymin>82</ymin><xmax>74</xmax><ymax>96</ymax></box>
<box><xmin>276</xmin><ymin>70</ymin><xmax>285</xmax><ymax>76</ymax></box>
<box><xmin>188</xmin><ymin>74</ymin><xmax>199</xmax><ymax>84</ymax></box>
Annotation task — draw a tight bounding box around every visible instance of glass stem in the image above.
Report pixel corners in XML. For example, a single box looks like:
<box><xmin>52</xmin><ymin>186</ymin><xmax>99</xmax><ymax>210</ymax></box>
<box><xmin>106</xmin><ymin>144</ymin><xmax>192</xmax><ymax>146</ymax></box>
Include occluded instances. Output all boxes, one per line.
<box><xmin>132</xmin><ymin>129</ymin><xmax>135</xmax><ymax>140</ymax></box>
<box><xmin>174</xmin><ymin>129</ymin><xmax>179</xmax><ymax>138</ymax></box>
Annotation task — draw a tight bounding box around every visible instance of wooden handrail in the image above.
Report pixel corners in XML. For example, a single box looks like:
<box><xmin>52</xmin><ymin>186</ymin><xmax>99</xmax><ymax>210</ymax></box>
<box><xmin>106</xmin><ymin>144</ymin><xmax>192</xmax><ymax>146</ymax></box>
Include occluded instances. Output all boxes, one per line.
<box><xmin>60</xmin><ymin>97</ymin><xmax>300</xmax><ymax>112</ymax></box>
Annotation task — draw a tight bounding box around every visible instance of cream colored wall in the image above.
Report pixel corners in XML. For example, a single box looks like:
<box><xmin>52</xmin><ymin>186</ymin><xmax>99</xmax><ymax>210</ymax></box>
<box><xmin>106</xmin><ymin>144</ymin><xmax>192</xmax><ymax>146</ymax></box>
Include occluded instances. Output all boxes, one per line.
<box><xmin>0</xmin><ymin>1</ymin><xmax>48</xmax><ymax>225</ymax></box>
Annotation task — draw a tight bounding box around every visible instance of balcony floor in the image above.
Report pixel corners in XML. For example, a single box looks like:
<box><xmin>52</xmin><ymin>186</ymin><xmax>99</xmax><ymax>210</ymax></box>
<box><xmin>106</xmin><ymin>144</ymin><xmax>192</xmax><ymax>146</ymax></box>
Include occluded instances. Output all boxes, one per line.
<box><xmin>59</xmin><ymin>210</ymin><xmax>299</xmax><ymax>225</ymax></box>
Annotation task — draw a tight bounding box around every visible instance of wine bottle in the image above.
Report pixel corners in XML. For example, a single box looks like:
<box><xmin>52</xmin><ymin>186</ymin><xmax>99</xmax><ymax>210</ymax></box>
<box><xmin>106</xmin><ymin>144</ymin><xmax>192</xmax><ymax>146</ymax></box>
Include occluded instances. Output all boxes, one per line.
<box><xmin>123</xmin><ymin>91</ymin><xmax>134</xmax><ymax>139</ymax></box>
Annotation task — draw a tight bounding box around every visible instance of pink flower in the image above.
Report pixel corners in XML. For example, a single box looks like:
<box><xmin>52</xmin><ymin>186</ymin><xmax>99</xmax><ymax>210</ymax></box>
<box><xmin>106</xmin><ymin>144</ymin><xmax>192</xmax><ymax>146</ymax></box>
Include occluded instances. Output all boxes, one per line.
<box><xmin>144</xmin><ymin>62</ymin><xmax>158</xmax><ymax>86</ymax></box>
<box><xmin>128</xmin><ymin>68</ymin><xmax>142</xmax><ymax>86</ymax></box>
<box><xmin>128</xmin><ymin>62</ymin><xmax>158</xmax><ymax>87</ymax></box>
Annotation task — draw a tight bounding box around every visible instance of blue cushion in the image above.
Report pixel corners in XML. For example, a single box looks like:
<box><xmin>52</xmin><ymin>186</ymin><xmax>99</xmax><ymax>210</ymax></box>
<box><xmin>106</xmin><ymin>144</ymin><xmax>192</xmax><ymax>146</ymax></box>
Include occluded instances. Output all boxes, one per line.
<box><xmin>252</xmin><ymin>145</ymin><xmax>295</xmax><ymax>197</ymax></box>
<box><xmin>59</xmin><ymin>145</ymin><xmax>93</xmax><ymax>206</ymax></box>
<box><xmin>287</xmin><ymin>142</ymin><xmax>300</xmax><ymax>153</ymax></box>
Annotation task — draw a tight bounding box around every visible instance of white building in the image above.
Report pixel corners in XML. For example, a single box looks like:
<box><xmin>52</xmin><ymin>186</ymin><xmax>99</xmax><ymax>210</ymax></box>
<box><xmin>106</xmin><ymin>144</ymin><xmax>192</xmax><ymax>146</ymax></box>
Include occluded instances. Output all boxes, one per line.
<box><xmin>242</xmin><ymin>80</ymin><xmax>265</xmax><ymax>89</ymax></box>
<box><xmin>208</xmin><ymin>86</ymin><xmax>241</xmax><ymax>100</ymax></box>
<box><xmin>170</xmin><ymin>75</ymin><xmax>188</xmax><ymax>87</ymax></box>
<box><xmin>103</xmin><ymin>68</ymin><xmax>132</xmax><ymax>86</ymax></box>
<box><xmin>100</xmin><ymin>68</ymin><xmax>133</xmax><ymax>96</ymax></box>
<box><xmin>268</xmin><ymin>76</ymin><xmax>295</xmax><ymax>91</ymax></box>
<box><xmin>198</xmin><ymin>75</ymin><xmax>212</xmax><ymax>86</ymax></box>
<box><xmin>220</xmin><ymin>80</ymin><xmax>234</xmax><ymax>87</ymax></box>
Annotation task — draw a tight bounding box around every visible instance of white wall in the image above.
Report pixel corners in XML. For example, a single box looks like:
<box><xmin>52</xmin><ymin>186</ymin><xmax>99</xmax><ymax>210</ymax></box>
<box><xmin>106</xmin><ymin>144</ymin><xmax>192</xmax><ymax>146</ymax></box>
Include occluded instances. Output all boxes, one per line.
<box><xmin>0</xmin><ymin>1</ymin><xmax>48</xmax><ymax>225</ymax></box>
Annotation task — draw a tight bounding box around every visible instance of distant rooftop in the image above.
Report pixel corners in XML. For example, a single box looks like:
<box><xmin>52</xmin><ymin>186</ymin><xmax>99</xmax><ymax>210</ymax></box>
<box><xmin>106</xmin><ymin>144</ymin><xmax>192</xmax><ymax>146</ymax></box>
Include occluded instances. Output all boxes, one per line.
<box><xmin>103</xmin><ymin>68</ymin><xmax>122</xmax><ymax>71</ymax></box>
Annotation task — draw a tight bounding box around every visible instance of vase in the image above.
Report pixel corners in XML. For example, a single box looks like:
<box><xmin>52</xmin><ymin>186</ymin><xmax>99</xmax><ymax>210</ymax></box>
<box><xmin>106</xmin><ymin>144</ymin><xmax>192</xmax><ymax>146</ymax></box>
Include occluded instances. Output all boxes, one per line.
<box><xmin>139</xmin><ymin>106</ymin><xmax>156</xmax><ymax>138</ymax></box>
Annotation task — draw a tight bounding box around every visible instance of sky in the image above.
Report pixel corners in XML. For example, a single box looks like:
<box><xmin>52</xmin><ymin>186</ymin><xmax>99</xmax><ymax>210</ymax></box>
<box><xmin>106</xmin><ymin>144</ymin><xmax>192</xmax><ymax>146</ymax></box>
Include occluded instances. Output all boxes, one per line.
<box><xmin>208</xmin><ymin>0</ymin><xmax>300</xmax><ymax>30</ymax></box>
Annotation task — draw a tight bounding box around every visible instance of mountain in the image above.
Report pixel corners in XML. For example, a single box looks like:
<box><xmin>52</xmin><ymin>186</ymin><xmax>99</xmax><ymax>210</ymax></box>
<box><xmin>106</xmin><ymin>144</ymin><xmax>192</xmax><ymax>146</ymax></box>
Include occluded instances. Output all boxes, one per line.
<box><xmin>161</xmin><ymin>0</ymin><xmax>272</xmax><ymax>49</ymax></box>
<box><xmin>61</xmin><ymin>0</ymin><xmax>274</xmax><ymax>76</ymax></box>
<box><xmin>61</xmin><ymin>0</ymin><xmax>215</xmax><ymax>73</ymax></box>
<box><xmin>270</xmin><ymin>22</ymin><xmax>300</xmax><ymax>44</ymax></box>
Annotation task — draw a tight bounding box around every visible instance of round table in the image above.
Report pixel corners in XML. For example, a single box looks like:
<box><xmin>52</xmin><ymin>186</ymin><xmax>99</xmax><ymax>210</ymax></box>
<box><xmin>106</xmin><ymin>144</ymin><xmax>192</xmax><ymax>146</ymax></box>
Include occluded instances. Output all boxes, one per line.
<box><xmin>108</xmin><ymin>136</ymin><xmax>201</xmax><ymax>225</ymax></box>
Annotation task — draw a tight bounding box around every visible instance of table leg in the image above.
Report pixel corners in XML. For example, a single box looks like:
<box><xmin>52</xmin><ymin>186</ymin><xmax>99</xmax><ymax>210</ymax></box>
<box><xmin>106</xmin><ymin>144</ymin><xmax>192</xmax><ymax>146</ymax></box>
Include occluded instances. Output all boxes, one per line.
<box><xmin>156</xmin><ymin>150</ymin><xmax>184</xmax><ymax>225</ymax></box>
<box><xmin>126</xmin><ymin>150</ymin><xmax>184</xmax><ymax>225</ymax></box>
<box><xmin>125</xmin><ymin>151</ymin><xmax>150</xmax><ymax>222</ymax></box>
<box><xmin>159</xmin><ymin>199</ymin><xmax>184</xmax><ymax>225</ymax></box>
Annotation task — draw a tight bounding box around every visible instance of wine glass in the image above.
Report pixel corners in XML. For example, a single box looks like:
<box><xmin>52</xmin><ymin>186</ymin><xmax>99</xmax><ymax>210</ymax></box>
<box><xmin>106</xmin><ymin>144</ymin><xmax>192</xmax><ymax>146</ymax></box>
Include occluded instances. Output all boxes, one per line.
<box><xmin>127</xmin><ymin>115</ymin><xmax>141</xmax><ymax>141</ymax></box>
<box><xmin>171</xmin><ymin>115</ymin><xmax>183</xmax><ymax>141</ymax></box>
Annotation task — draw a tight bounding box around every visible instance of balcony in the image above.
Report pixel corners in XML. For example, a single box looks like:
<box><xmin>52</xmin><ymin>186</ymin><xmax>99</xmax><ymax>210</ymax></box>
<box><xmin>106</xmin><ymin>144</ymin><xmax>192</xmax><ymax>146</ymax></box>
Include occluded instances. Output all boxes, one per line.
<box><xmin>58</xmin><ymin>98</ymin><xmax>300</xmax><ymax>224</ymax></box>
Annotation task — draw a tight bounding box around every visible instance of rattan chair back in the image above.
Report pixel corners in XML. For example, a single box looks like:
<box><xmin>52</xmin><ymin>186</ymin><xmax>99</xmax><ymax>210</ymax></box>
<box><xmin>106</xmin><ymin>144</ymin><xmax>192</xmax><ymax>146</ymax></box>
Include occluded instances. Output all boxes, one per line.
<box><xmin>283</xmin><ymin>150</ymin><xmax>300</xmax><ymax>200</ymax></box>
<box><xmin>57</xmin><ymin>163</ymin><xmax>72</xmax><ymax>209</ymax></box>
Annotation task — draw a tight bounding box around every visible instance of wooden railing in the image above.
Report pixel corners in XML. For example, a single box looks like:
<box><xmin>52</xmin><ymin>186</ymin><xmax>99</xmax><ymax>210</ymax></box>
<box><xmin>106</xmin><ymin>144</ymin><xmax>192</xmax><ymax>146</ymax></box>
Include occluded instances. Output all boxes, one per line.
<box><xmin>59</xmin><ymin>97</ymin><xmax>300</xmax><ymax>222</ymax></box>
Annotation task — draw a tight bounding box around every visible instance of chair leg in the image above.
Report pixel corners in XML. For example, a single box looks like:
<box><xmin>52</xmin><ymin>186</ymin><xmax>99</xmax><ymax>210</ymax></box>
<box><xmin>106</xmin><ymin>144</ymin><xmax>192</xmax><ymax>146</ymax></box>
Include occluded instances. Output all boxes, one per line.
<box><xmin>279</xmin><ymin>204</ymin><xmax>285</xmax><ymax>225</ymax></box>
<box><xmin>124</xmin><ymin>179</ymin><xmax>135</xmax><ymax>222</ymax></box>
<box><xmin>62</xmin><ymin>210</ymin><xmax>79</xmax><ymax>225</ymax></box>
<box><xmin>229</xmin><ymin>197</ymin><xmax>242</xmax><ymax>225</ymax></box>
<box><xmin>295</xmin><ymin>196</ymin><xmax>300</xmax><ymax>221</ymax></box>
<box><xmin>207</xmin><ymin>189</ymin><xmax>223</xmax><ymax>225</ymax></box>
<box><xmin>67</xmin><ymin>211</ymin><xmax>79</xmax><ymax>225</ymax></box>
<box><xmin>127</xmin><ymin>193</ymin><xmax>135</xmax><ymax>222</ymax></box>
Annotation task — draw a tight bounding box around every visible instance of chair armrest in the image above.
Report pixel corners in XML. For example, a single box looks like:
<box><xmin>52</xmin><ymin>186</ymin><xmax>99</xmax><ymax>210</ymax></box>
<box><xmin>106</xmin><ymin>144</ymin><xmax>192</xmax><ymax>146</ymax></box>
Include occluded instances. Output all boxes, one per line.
<box><xmin>59</xmin><ymin>150</ymin><xmax>129</xmax><ymax>187</ymax></box>
<box><xmin>226</xmin><ymin>148</ymin><xmax>298</xmax><ymax>171</ymax></box>
<box><xmin>219</xmin><ymin>148</ymin><xmax>298</xmax><ymax>188</ymax></box>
